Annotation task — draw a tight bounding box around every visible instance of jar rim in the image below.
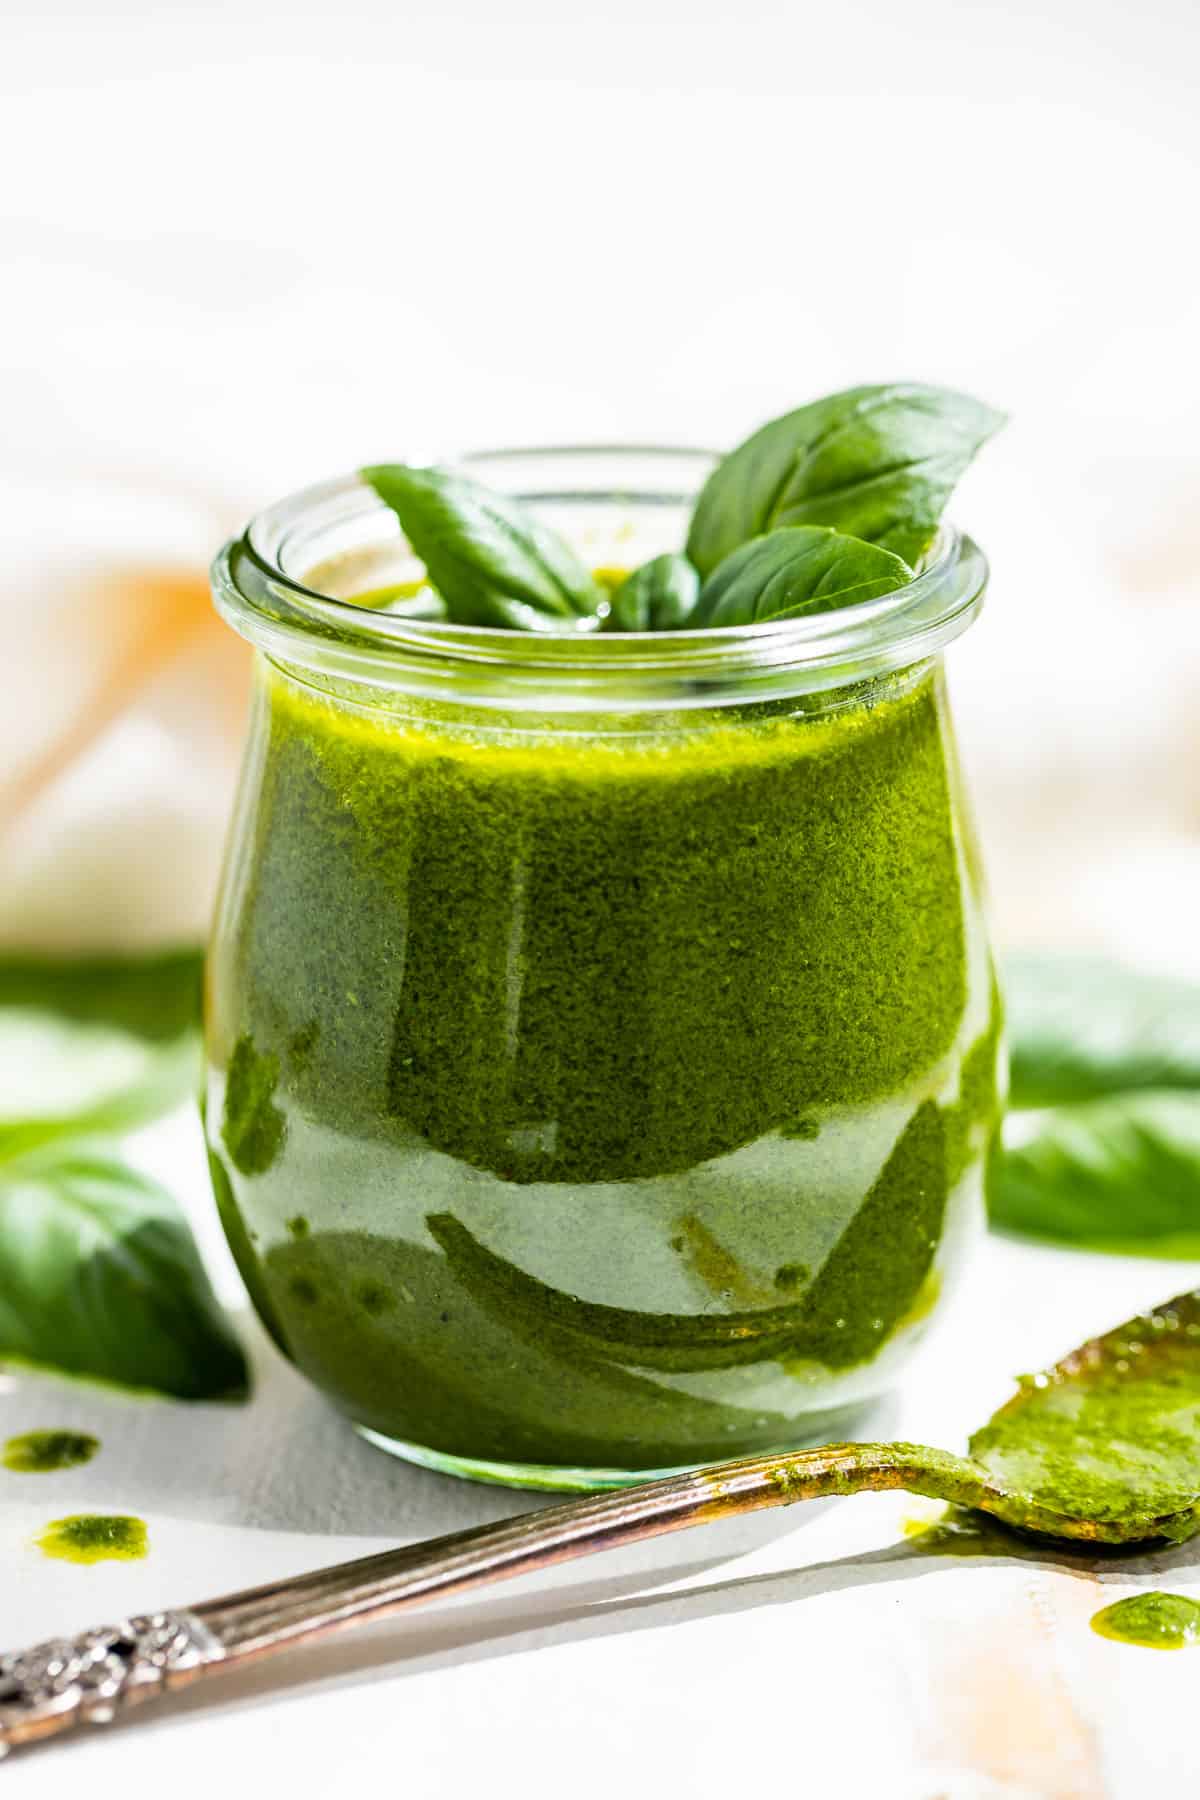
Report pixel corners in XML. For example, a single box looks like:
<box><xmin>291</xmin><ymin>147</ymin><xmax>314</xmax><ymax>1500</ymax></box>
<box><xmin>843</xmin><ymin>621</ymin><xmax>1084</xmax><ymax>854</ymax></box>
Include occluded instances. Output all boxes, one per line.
<box><xmin>211</xmin><ymin>445</ymin><xmax>988</xmax><ymax>712</ymax></box>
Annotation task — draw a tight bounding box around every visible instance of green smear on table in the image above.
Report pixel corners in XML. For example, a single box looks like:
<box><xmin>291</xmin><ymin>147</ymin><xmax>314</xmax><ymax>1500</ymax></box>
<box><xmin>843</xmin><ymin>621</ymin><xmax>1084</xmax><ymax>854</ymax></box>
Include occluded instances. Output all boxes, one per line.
<box><xmin>35</xmin><ymin>1513</ymin><xmax>147</xmax><ymax>1564</ymax></box>
<box><xmin>1092</xmin><ymin>1591</ymin><xmax>1200</xmax><ymax>1649</ymax></box>
<box><xmin>3</xmin><ymin>1430</ymin><xmax>99</xmax><ymax>1474</ymax></box>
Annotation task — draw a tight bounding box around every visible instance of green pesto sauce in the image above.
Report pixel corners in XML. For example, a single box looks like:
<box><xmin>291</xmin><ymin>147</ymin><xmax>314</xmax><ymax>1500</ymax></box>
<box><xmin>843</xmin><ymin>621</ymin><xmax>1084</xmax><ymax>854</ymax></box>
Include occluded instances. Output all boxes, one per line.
<box><xmin>968</xmin><ymin>1297</ymin><xmax>1200</xmax><ymax>1531</ymax></box>
<box><xmin>206</xmin><ymin>659</ymin><xmax>1000</xmax><ymax>1472</ymax></box>
<box><xmin>1092</xmin><ymin>1592</ymin><xmax>1200</xmax><ymax>1650</ymax></box>
<box><xmin>35</xmin><ymin>1514</ymin><xmax>147</xmax><ymax>1564</ymax></box>
<box><xmin>3</xmin><ymin>1430</ymin><xmax>99</xmax><ymax>1474</ymax></box>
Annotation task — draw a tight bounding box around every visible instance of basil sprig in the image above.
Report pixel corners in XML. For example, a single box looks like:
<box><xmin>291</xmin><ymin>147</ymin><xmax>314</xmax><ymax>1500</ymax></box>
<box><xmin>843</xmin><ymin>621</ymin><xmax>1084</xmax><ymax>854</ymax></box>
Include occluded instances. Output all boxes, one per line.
<box><xmin>686</xmin><ymin>383</ymin><xmax>1005</xmax><ymax>577</ymax></box>
<box><xmin>0</xmin><ymin>949</ymin><xmax>203</xmax><ymax>1159</ymax></box>
<box><xmin>0</xmin><ymin>948</ymin><xmax>204</xmax><ymax>1044</ymax></box>
<box><xmin>692</xmin><ymin>527</ymin><xmax>914</xmax><ymax>628</ymax></box>
<box><xmin>361</xmin><ymin>383</ymin><xmax>1000</xmax><ymax>633</ymax></box>
<box><xmin>0</xmin><ymin>950</ymin><xmax>249</xmax><ymax>1401</ymax></box>
<box><xmin>991</xmin><ymin>956</ymin><xmax>1200</xmax><ymax>1258</ymax></box>
<box><xmin>1006</xmin><ymin>955</ymin><xmax>1200</xmax><ymax>1110</ymax></box>
<box><xmin>992</xmin><ymin>1093</ymin><xmax>1200</xmax><ymax>1259</ymax></box>
<box><xmin>605</xmin><ymin>553</ymin><xmax>700</xmax><ymax>632</ymax></box>
<box><xmin>0</xmin><ymin>1144</ymin><xmax>247</xmax><ymax>1400</ymax></box>
<box><xmin>361</xmin><ymin>464</ymin><xmax>606</xmax><ymax>631</ymax></box>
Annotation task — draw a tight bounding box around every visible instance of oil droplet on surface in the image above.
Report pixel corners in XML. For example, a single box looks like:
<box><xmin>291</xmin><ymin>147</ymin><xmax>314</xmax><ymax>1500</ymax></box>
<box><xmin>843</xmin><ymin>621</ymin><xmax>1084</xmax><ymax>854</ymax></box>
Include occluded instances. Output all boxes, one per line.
<box><xmin>34</xmin><ymin>1514</ymin><xmax>148</xmax><ymax>1565</ymax></box>
<box><xmin>1091</xmin><ymin>1591</ymin><xmax>1200</xmax><ymax>1650</ymax></box>
<box><xmin>3</xmin><ymin>1430</ymin><xmax>99</xmax><ymax>1474</ymax></box>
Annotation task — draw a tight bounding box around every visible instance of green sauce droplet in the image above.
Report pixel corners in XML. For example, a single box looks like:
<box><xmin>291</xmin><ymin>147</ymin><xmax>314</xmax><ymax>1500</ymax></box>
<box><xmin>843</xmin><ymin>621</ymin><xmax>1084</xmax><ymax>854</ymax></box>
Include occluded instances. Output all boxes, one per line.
<box><xmin>1092</xmin><ymin>1591</ymin><xmax>1200</xmax><ymax>1650</ymax></box>
<box><xmin>3</xmin><ymin>1430</ymin><xmax>99</xmax><ymax>1474</ymax></box>
<box><xmin>902</xmin><ymin>1506</ymin><xmax>1021</xmax><ymax>1557</ymax></box>
<box><xmin>35</xmin><ymin>1514</ymin><xmax>148</xmax><ymax>1564</ymax></box>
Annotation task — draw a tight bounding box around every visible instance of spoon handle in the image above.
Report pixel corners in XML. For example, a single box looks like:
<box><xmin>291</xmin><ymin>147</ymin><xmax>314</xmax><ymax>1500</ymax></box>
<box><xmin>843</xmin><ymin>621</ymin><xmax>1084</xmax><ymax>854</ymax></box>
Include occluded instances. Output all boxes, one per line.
<box><xmin>0</xmin><ymin>1440</ymin><xmax>983</xmax><ymax>1757</ymax></box>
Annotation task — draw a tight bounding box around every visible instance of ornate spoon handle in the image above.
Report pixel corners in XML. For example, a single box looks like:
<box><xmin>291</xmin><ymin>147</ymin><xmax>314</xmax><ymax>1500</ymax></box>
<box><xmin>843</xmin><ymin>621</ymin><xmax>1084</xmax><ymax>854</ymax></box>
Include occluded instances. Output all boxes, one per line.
<box><xmin>0</xmin><ymin>1441</ymin><xmax>990</xmax><ymax>1757</ymax></box>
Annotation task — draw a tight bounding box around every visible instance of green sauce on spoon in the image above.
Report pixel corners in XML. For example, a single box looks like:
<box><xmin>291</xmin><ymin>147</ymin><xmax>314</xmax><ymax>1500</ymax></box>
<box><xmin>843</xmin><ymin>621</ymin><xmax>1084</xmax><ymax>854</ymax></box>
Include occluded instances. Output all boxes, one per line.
<box><xmin>739</xmin><ymin>1288</ymin><xmax>1200</xmax><ymax>1546</ymax></box>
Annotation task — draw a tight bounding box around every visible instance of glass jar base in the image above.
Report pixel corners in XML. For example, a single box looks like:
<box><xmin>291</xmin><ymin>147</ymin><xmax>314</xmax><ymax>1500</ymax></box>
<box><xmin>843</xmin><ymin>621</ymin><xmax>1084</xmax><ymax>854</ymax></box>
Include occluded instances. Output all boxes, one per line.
<box><xmin>355</xmin><ymin>1427</ymin><xmax>695</xmax><ymax>1491</ymax></box>
<box><xmin>354</xmin><ymin>1395</ymin><xmax>894</xmax><ymax>1492</ymax></box>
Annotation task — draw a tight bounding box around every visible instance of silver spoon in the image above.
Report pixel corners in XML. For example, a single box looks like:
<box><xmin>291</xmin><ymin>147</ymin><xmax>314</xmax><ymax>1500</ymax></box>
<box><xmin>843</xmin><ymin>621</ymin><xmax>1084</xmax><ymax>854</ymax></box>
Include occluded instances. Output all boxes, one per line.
<box><xmin>5</xmin><ymin>1285</ymin><xmax>1200</xmax><ymax>1758</ymax></box>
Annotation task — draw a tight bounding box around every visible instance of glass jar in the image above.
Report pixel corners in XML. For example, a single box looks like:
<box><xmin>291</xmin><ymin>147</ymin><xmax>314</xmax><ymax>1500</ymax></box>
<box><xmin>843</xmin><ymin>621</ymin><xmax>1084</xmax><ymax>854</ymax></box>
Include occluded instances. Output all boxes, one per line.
<box><xmin>206</xmin><ymin>447</ymin><xmax>1002</xmax><ymax>1491</ymax></box>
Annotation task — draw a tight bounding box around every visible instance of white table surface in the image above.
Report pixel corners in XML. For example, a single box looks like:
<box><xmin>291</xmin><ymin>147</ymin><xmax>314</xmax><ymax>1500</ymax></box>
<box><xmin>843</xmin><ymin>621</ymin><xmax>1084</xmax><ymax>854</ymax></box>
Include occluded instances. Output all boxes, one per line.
<box><xmin>1</xmin><ymin>1105</ymin><xmax>1197</xmax><ymax>1800</ymax></box>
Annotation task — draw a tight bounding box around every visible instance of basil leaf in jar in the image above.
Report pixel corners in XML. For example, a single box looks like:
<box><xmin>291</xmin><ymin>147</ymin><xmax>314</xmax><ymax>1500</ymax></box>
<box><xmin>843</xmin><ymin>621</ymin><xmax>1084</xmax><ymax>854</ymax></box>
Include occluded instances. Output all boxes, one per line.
<box><xmin>0</xmin><ymin>1144</ymin><xmax>248</xmax><ymax>1400</ymax></box>
<box><xmin>361</xmin><ymin>464</ymin><xmax>607</xmax><ymax>630</ymax></box>
<box><xmin>691</xmin><ymin>526</ymin><xmax>913</xmax><ymax>628</ymax></box>
<box><xmin>605</xmin><ymin>553</ymin><xmax>701</xmax><ymax>632</ymax></box>
<box><xmin>687</xmin><ymin>383</ymin><xmax>1005</xmax><ymax>576</ymax></box>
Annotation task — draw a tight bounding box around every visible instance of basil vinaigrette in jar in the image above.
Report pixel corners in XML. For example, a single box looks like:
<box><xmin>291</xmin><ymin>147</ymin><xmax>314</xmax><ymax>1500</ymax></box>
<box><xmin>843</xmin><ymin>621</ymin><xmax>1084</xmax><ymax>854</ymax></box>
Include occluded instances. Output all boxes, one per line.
<box><xmin>207</xmin><ymin>431</ymin><xmax>1003</xmax><ymax>1490</ymax></box>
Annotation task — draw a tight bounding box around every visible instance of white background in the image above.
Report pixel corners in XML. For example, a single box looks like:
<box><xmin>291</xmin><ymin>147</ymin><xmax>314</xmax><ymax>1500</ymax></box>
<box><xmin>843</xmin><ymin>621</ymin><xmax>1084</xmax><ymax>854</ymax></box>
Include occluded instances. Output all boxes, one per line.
<box><xmin>3</xmin><ymin>0</ymin><xmax>1200</xmax><ymax>967</ymax></box>
<box><xmin>2</xmin><ymin>1</ymin><xmax>1200</xmax><ymax>1793</ymax></box>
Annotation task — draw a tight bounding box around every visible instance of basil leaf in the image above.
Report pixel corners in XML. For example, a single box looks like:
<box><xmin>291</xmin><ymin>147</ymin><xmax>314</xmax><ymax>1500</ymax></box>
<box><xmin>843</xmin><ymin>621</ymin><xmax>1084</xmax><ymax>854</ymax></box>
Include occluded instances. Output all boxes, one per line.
<box><xmin>0</xmin><ymin>950</ymin><xmax>203</xmax><ymax>1160</ymax></box>
<box><xmin>0</xmin><ymin>1144</ymin><xmax>248</xmax><ymax>1399</ymax></box>
<box><xmin>606</xmin><ymin>553</ymin><xmax>700</xmax><ymax>632</ymax></box>
<box><xmin>692</xmin><ymin>526</ymin><xmax>912</xmax><ymax>628</ymax></box>
<box><xmin>1007</xmin><ymin>955</ymin><xmax>1200</xmax><ymax>1110</ymax></box>
<box><xmin>687</xmin><ymin>383</ymin><xmax>1005</xmax><ymax>576</ymax></box>
<box><xmin>361</xmin><ymin>464</ymin><xmax>605</xmax><ymax>630</ymax></box>
<box><xmin>0</xmin><ymin>949</ymin><xmax>202</xmax><ymax>1042</ymax></box>
<box><xmin>989</xmin><ymin>1092</ymin><xmax>1200</xmax><ymax>1257</ymax></box>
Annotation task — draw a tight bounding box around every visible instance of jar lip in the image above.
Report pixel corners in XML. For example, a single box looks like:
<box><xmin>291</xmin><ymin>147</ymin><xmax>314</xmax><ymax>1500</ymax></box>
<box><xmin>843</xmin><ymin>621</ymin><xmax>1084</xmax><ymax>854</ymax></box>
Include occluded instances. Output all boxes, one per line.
<box><xmin>212</xmin><ymin>448</ymin><xmax>988</xmax><ymax>711</ymax></box>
